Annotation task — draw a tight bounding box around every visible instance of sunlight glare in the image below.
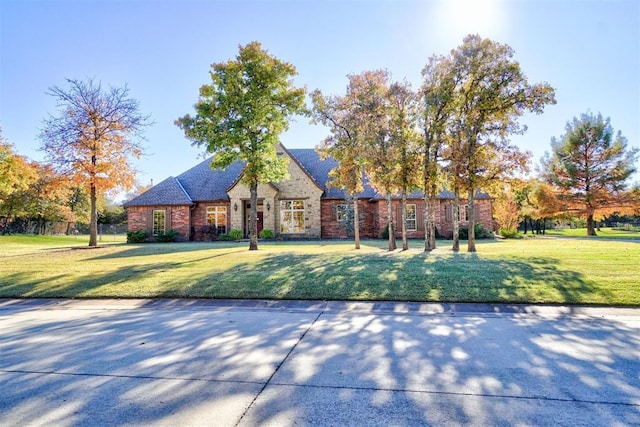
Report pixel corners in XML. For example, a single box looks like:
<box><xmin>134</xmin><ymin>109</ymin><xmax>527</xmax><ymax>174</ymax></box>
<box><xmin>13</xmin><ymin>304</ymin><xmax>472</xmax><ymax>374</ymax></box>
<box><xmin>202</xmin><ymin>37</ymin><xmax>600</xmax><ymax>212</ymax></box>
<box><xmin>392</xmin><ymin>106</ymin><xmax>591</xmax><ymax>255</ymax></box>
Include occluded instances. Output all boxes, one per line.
<box><xmin>435</xmin><ymin>0</ymin><xmax>506</xmax><ymax>42</ymax></box>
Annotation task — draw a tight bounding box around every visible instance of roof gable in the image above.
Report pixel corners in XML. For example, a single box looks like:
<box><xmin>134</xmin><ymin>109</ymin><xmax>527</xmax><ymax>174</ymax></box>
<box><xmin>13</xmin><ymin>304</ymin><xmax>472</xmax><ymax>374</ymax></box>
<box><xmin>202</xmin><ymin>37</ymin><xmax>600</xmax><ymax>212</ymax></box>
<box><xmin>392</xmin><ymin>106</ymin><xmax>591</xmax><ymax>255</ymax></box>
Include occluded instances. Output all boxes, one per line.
<box><xmin>124</xmin><ymin>177</ymin><xmax>192</xmax><ymax>207</ymax></box>
<box><xmin>177</xmin><ymin>157</ymin><xmax>245</xmax><ymax>202</ymax></box>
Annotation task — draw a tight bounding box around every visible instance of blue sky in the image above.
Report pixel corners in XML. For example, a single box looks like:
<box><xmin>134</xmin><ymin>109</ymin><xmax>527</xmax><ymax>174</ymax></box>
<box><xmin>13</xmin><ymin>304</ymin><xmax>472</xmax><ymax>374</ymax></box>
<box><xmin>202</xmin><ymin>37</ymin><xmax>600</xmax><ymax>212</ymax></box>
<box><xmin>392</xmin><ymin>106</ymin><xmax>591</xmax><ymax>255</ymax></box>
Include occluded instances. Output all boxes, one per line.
<box><xmin>1</xmin><ymin>0</ymin><xmax>638</xmax><ymax>192</ymax></box>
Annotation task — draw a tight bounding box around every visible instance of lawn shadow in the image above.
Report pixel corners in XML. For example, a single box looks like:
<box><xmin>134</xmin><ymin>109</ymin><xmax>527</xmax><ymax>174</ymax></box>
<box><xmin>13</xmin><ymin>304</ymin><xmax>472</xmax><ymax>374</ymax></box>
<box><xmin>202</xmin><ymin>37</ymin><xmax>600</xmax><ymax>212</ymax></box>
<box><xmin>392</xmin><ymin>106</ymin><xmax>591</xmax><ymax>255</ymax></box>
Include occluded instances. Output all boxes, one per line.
<box><xmin>187</xmin><ymin>250</ymin><xmax>610</xmax><ymax>304</ymax></box>
<box><xmin>0</xmin><ymin>241</ymin><xmax>617</xmax><ymax>304</ymax></box>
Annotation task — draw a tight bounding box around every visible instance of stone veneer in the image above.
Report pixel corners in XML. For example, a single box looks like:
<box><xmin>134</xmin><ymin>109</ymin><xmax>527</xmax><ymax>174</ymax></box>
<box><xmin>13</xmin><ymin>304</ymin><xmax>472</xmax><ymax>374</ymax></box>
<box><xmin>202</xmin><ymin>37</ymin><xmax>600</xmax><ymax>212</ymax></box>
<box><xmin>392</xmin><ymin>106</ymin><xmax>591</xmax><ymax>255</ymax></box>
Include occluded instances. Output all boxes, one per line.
<box><xmin>226</xmin><ymin>147</ymin><xmax>324</xmax><ymax>238</ymax></box>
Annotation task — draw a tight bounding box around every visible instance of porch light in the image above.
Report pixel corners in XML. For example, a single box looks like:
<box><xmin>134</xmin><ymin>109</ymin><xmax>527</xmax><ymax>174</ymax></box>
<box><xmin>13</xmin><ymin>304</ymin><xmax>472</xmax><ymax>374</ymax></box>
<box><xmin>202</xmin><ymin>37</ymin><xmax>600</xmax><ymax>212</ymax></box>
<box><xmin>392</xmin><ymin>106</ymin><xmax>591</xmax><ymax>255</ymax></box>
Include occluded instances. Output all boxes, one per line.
<box><xmin>266</xmin><ymin>202</ymin><xmax>271</xmax><ymax>211</ymax></box>
<box><xmin>234</xmin><ymin>203</ymin><xmax>238</xmax><ymax>211</ymax></box>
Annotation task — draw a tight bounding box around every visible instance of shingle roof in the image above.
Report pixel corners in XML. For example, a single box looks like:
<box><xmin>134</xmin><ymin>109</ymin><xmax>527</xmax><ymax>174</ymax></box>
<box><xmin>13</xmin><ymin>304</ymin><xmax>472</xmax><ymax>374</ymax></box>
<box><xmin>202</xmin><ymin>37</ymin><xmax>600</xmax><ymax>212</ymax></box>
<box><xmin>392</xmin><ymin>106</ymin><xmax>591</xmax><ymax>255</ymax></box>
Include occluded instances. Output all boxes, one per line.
<box><xmin>177</xmin><ymin>157</ymin><xmax>245</xmax><ymax>202</ymax></box>
<box><xmin>124</xmin><ymin>148</ymin><xmax>491</xmax><ymax>207</ymax></box>
<box><xmin>288</xmin><ymin>149</ymin><xmax>376</xmax><ymax>199</ymax></box>
<box><xmin>124</xmin><ymin>176</ymin><xmax>192</xmax><ymax>207</ymax></box>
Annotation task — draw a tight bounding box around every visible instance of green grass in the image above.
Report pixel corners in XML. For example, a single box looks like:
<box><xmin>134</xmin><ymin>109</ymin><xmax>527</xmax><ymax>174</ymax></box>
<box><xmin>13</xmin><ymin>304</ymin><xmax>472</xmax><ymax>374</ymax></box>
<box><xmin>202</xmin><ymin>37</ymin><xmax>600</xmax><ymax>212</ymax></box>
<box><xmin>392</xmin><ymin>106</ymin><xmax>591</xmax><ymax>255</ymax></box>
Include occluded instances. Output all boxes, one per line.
<box><xmin>0</xmin><ymin>234</ymin><xmax>126</xmax><ymax>255</ymax></box>
<box><xmin>1</xmin><ymin>234</ymin><xmax>638</xmax><ymax>305</ymax></box>
<box><xmin>542</xmin><ymin>227</ymin><xmax>640</xmax><ymax>239</ymax></box>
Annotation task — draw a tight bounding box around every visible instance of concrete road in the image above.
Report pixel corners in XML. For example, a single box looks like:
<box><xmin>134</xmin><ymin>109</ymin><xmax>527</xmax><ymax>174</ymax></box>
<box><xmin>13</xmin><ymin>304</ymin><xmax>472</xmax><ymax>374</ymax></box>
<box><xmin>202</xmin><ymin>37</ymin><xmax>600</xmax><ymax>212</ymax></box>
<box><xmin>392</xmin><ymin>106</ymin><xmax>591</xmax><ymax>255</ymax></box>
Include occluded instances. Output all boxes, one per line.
<box><xmin>0</xmin><ymin>299</ymin><xmax>638</xmax><ymax>426</ymax></box>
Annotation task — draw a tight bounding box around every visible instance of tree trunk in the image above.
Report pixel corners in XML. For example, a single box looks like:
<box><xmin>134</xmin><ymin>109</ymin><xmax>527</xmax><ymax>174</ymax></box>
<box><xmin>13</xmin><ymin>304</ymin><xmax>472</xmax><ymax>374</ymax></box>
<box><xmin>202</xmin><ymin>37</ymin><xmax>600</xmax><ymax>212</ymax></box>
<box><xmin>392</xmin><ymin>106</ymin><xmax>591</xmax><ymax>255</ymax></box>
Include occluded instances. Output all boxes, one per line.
<box><xmin>386</xmin><ymin>194</ymin><xmax>395</xmax><ymax>251</ymax></box>
<box><xmin>586</xmin><ymin>212</ymin><xmax>597</xmax><ymax>236</ymax></box>
<box><xmin>467</xmin><ymin>188</ymin><xmax>476</xmax><ymax>252</ymax></box>
<box><xmin>249</xmin><ymin>181</ymin><xmax>259</xmax><ymax>250</ymax></box>
<box><xmin>452</xmin><ymin>192</ymin><xmax>460</xmax><ymax>252</ymax></box>
<box><xmin>401</xmin><ymin>192</ymin><xmax>408</xmax><ymax>251</ymax></box>
<box><xmin>428</xmin><ymin>191</ymin><xmax>437</xmax><ymax>250</ymax></box>
<box><xmin>89</xmin><ymin>181</ymin><xmax>98</xmax><ymax>246</ymax></box>
<box><xmin>353</xmin><ymin>197</ymin><xmax>360</xmax><ymax>249</ymax></box>
<box><xmin>424</xmin><ymin>193</ymin><xmax>433</xmax><ymax>251</ymax></box>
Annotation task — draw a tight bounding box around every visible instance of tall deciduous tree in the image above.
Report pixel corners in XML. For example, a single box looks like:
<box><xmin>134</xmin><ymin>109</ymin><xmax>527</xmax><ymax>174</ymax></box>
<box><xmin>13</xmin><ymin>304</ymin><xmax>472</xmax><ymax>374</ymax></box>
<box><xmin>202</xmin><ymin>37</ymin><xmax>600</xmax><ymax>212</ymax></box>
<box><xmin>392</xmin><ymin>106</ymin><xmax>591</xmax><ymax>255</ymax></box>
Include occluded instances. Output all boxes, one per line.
<box><xmin>40</xmin><ymin>78</ymin><xmax>150</xmax><ymax>246</ymax></box>
<box><xmin>350</xmin><ymin>70</ymin><xmax>398</xmax><ymax>251</ymax></box>
<box><xmin>0</xmin><ymin>129</ymin><xmax>37</xmax><ymax>208</ymax></box>
<box><xmin>419</xmin><ymin>55</ymin><xmax>456</xmax><ymax>251</ymax></box>
<box><xmin>176</xmin><ymin>42</ymin><xmax>306</xmax><ymax>250</ymax></box>
<box><xmin>541</xmin><ymin>112</ymin><xmax>639</xmax><ymax>236</ymax></box>
<box><xmin>311</xmin><ymin>83</ymin><xmax>366</xmax><ymax>250</ymax></box>
<box><xmin>387</xmin><ymin>80</ymin><xmax>420</xmax><ymax>251</ymax></box>
<box><xmin>446</xmin><ymin>34</ymin><xmax>556</xmax><ymax>252</ymax></box>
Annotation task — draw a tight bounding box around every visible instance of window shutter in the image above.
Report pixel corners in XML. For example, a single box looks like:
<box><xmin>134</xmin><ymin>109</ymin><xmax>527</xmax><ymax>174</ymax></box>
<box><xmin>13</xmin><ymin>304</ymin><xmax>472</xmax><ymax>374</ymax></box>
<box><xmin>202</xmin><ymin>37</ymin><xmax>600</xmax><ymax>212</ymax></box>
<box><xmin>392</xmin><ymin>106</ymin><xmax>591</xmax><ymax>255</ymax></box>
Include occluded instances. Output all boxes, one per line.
<box><xmin>445</xmin><ymin>204</ymin><xmax>453</xmax><ymax>222</ymax></box>
<box><xmin>475</xmin><ymin>204</ymin><xmax>481</xmax><ymax>222</ymax></box>
<box><xmin>417</xmin><ymin>205</ymin><xmax>424</xmax><ymax>230</ymax></box>
<box><xmin>146</xmin><ymin>209</ymin><xmax>153</xmax><ymax>233</ymax></box>
<box><xmin>396</xmin><ymin>205</ymin><xmax>403</xmax><ymax>232</ymax></box>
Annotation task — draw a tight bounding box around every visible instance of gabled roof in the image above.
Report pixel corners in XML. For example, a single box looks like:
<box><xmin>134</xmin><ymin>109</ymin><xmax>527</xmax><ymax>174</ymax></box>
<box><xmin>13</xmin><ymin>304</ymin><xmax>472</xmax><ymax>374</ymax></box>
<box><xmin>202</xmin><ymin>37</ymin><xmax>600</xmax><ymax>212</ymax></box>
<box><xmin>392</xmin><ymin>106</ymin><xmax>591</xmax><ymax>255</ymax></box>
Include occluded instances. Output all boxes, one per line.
<box><xmin>288</xmin><ymin>149</ymin><xmax>378</xmax><ymax>199</ymax></box>
<box><xmin>178</xmin><ymin>157</ymin><xmax>245</xmax><ymax>202</ymax></box>
<box><xmin>124</xmin><ymin>176</ymin><xmax>192</xmax><ymax>207</ymax></box>
<box><xmin>124</xmin><ymin>147</ymin><xmax>491</xmax><ymax>207</ymax></box>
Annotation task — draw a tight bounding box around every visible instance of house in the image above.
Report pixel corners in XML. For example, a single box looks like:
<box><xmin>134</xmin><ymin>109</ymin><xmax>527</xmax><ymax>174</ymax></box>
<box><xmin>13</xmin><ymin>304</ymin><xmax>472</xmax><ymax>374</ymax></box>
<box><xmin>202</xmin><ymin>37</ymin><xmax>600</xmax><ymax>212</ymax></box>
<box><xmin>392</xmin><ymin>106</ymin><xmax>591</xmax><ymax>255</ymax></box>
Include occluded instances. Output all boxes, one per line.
<box><xmin>124</xmin><ymin>144</ymin><xmax>494</xmax><ymax>241</ymax></box>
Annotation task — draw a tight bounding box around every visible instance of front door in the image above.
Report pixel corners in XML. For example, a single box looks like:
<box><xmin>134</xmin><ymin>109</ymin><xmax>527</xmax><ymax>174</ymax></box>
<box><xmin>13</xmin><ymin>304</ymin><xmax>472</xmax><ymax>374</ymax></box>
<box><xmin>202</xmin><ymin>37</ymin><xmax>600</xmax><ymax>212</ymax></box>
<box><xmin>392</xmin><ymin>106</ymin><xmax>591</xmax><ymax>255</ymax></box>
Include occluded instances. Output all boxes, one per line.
<box><xmin>245</xmin><ymin>201</ymin><xmax>264</xmax><ymax>237</ymax></box>
<box><xmin>257</xmin><ymin>211</ymin><xmax>264</xmax><ymax>235</ymax></box>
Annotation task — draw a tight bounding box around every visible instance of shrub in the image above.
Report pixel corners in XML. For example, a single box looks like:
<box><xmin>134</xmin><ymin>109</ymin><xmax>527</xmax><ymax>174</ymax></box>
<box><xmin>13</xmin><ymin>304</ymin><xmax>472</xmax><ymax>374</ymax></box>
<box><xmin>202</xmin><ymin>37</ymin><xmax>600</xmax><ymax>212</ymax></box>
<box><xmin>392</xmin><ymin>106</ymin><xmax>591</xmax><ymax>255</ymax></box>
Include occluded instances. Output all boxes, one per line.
<box><xmin>499</xmin><ymin>228</ymin><xmax>519</xmax><ymax>238</ymax></box>
<box><xmin>155</xmin><ymin>229</ymin><xmax>179</xmax><ymax>242</ymax></box>
<box><xmin>126</xmin><ymin>230</ymin><xmax>148</xmax><ymax>243</ymax></box>
<box><xmin>381</xmin><ymin>223</ymin><xmax>389</xmax><ymax>240</ymax></box>
<box><xmin>259</xmin><ymin>229</ymin><xmax>274</xmax><ymax>239</ymax></box>
<box><xmin>459</xmin><ymin>223</ymin><xmax>493</xmax><ymax>239</ymax></box>
<box><xmin>228</xmin><ymin>229</ymin><xmax>243</xmax><ymax>240</ymax></box>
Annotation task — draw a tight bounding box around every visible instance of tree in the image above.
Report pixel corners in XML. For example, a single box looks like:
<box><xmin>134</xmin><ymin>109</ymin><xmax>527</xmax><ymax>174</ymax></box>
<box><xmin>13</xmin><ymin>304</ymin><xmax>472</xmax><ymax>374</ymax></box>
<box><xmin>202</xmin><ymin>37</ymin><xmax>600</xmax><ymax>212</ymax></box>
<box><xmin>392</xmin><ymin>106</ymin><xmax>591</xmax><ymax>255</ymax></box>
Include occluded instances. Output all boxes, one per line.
<box><xmin>516</xmin><ymin>179</ymin><xmax>562</xmax><ymax>235</ymax></box>
<box><xmin>0</xmin><ymin>132</ymin><xmax>39</xmax><ymax>234</ymax></box>
<box><xmin>419</xmin><ymin>55</ymin><xmax>456</xmax><ymax>251</ymax></box>
<box><xmin>0</xmin><ymin>130</ymin><xmax>37</xmax><ymax>209</ymax></box>
<box><xmin>387</xmin><ymin>80</ymin><xmax>420</xmax><ymax>250</ymax></box>
<box><xmin>541</xmin><ymin>112</ymin><xmax>639</xmax><ymax>236</ymax></box>
<box><xmin>176</xmin><ymin>42</ymin><xmax>306</xmax><ymax>250</ymax></box>
<box><xmin>349</xmin><ymin>70</ymin><xmax>398</xmax><ymax>251</ymax></box>
<box><xmin>492</xmin><ymin>179</ymin><xmax>525</xmax><ymax>237</ymax></box>
<box><xmin>445</xmin><ymin>35</ymin><xmax>556</xmax><ymax>252</ymax></box>
<box><xmin>40</xmin><ymin>78</ymin><xmax>150</xmax><ymax>246</ymax></box>
<box><xmin>311</xmin><ymin>80</ymin><xmax>369</xmax><ymax>250</ymax></box>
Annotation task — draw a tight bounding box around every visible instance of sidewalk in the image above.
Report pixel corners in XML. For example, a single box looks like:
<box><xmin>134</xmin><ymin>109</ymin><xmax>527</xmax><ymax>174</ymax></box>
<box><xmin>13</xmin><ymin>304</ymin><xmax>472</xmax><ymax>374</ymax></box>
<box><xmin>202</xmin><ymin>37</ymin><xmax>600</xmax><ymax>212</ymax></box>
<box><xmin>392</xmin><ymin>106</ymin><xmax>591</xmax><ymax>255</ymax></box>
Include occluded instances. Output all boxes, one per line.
<box><xmin>1</xmin><ymin>299</ymin><xmax>639</xmax><ymax>426</ymax></box>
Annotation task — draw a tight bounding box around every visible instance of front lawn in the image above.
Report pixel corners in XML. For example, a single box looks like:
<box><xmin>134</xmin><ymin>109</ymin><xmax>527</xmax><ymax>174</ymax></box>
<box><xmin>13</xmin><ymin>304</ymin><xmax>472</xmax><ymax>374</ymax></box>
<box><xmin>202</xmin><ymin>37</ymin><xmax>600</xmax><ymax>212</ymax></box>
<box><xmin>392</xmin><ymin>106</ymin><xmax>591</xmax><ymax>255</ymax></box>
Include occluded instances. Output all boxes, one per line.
<box><xmin>1</xmin><ymin>235</ymin><xmax>638</xmax><ymax>305</ymax></box>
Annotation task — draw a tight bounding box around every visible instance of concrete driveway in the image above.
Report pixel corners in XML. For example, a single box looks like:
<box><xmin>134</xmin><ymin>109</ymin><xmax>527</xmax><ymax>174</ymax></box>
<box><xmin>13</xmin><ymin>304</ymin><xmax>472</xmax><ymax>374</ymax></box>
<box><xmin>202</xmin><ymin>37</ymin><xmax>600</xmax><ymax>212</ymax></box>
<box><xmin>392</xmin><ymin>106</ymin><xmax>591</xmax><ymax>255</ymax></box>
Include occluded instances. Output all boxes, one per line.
<box><xmin>0</xmin><ymin>299</ymin><xmax>638</xmax><ymax>426</ymax></box>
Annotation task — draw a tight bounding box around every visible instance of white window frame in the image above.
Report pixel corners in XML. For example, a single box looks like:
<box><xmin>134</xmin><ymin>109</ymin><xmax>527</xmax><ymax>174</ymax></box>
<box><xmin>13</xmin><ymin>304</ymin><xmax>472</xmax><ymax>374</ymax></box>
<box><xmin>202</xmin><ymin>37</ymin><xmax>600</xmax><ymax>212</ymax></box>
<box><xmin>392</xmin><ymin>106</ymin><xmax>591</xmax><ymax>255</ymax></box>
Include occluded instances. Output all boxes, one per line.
<box><xmin>206</xmin><ymin>206</ymin><xmax>227</xmax><ymax>233</ymax></box>
<box><xmin>336</xmin><ymin>204</ymin><xmax>350</xmax><ymax>222</ymax></box>
<box><xmin>152</xmin><ymin>210</ymin><xmax>165</xmax><ymax>236</ymax></box>
<box><xmin>455</xmin><ymin>205</ymin><xmax>468</xmax><ymax>222</ymax></box>
<box><xmin>280</xmin><ymin>200</ymin><xmax>305</xmax><ymax>234</ymax></box>
<box><xmin>405</xmin><ymin>204</ymin><xmax>417</xmax><ymax>231</ymax></box>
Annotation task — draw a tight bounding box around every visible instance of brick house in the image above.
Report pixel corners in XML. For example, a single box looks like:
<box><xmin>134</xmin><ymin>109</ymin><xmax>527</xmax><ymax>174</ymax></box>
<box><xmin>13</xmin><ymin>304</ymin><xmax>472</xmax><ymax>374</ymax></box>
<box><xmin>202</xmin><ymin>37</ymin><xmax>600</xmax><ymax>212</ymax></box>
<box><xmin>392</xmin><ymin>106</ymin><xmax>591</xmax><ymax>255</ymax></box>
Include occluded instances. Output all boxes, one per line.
<box><xmin>124</xmin><ymin>144</ymin><xmax>494</xmax><ymax>241</ymax></box>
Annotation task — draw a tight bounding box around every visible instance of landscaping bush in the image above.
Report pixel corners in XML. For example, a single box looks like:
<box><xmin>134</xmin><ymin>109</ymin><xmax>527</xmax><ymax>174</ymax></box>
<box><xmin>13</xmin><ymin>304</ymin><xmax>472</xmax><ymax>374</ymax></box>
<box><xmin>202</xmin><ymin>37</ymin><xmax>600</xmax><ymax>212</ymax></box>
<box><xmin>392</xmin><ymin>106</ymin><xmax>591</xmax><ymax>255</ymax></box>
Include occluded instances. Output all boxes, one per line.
<box><xmin>499</xmin><ymin>228</ymin><xmax>519</xmax><ymax>238</ymax></box>
<box><xmin>259</xmin><ymin>229</ymin><xmax>274</xmax><ymax>239</ymax></box>
<box><xmin>126</xmin><ymin>230</ymin><xmax>148</xmax><ymax>243</ymax></box>
<box><xmin>155</xmin><ymin>229</ymin><xmax>179</xmax><ymax>242</ymax></box>
<box><xmin>459</xmin><ymin>223</ymin><xmax>493</xmax><ymax>239</ymax></box>
<box><xmin>219</xmin><ymin>228</ymin><xmax>243</xmax><ymax>241</ymax></box>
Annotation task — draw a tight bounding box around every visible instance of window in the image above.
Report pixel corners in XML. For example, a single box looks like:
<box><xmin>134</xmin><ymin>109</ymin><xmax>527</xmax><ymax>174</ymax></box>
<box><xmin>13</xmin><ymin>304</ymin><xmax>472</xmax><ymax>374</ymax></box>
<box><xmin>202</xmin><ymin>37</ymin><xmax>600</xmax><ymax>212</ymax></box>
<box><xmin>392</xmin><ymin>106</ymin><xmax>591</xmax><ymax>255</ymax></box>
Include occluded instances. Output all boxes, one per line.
<box><xmin>336</xmin><ymin>204</ymin><xmax>350</xmax><ymax>222</ymax></box>
<box><xmin>405</xmin><ymin>204</ymin><xmax>417</xmax><ymax>231</ymax></box>
<box><xmin>456</xmin><ymin>205</ymin><xmax>469</xmax><ymax>222</ymax></box>
<box><xmin>448</xmin><ymin>204</ymin><xmax>468</xmax><ymax>222</ymax></box>
<box><xmin>152</xmin><ymin>210</ymin><xmax>165</xmax><ymax>236</ymax></box>
<box><xmin>206</xmin><ymin>206</ymin><xmax>227</xmax><ymax>234</ymax></box>
<box><xmin>280</xmin><ymin>200</ymin><xmax>305</xmax><ymax>233</ymax></box>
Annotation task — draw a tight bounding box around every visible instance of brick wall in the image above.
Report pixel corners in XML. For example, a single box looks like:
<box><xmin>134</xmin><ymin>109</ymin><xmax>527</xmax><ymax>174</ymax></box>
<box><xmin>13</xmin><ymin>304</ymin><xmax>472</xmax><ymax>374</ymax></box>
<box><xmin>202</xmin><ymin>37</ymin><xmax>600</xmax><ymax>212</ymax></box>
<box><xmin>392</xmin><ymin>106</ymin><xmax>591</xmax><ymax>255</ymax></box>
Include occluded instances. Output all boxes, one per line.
<box><xmin>191</xmin><ymin>202</ymin><xmax>231</xmax><ymax>240</ymax></box>
<box><xmin>126</xmin><ymin>205</ymin><xmax>191</xmax><ymax>241</ymax></box>
<box><xmin>321</xmin><ymin>199</ymin><xmax>377</xmax><ymax>239</ymax></box>
<box><xmin>321</xmin><ymin>197</ymin><xmax>493</xmax><ymax>240</ymax></box>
